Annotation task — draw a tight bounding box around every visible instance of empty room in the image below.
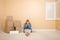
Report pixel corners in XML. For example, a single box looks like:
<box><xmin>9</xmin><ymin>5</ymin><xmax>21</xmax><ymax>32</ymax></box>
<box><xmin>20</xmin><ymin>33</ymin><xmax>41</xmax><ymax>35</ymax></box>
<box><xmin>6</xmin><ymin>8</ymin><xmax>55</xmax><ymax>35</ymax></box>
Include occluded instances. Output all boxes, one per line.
<box><xmin>0</xmin><ymin>0</ymin><xmax>60</xmax><ymax>40</ymax></box>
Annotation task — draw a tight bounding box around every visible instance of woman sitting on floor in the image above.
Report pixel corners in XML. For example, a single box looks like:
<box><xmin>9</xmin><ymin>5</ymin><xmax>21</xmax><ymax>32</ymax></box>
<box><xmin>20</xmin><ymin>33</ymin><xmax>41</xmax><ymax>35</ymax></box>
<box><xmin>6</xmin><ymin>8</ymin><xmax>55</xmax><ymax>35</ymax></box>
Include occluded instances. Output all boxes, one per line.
<box><xmin>23</xmin><ymin>19</ymin><xmax>32</xmax><ymax>33</ymax></box>
<box><xmin>23</xmin><ymin>19</ymin><xmax>32</xmax><ymax>36</ymax></box>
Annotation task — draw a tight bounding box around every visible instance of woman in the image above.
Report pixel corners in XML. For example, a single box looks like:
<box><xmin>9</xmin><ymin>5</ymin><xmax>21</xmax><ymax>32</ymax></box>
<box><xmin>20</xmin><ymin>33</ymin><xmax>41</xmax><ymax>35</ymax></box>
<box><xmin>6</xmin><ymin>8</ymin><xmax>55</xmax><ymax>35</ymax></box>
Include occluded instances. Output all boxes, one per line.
<box><xmin>23</xmin><ymin>19</ymin><xmax>32</xmax><ymax>33</ymax></box>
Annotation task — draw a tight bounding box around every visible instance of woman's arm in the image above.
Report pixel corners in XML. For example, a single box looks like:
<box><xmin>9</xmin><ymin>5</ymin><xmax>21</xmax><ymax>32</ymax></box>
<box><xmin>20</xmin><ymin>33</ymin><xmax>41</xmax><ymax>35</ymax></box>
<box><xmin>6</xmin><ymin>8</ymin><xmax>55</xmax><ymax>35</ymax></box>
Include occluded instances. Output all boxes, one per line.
<box><xmin>29</xmin><ymin>23</ymin><xmax>32</xmax><ymax>32</ymax></box>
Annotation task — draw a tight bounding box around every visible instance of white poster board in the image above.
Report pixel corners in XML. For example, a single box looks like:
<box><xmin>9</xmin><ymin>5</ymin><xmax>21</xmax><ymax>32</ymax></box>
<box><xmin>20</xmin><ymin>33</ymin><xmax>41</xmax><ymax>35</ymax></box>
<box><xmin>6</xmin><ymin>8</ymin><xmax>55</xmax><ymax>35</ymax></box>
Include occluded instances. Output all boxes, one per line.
<box><xmin>46</xmin><ymin>2</ymin><xmax>56</xmax><ymax>20</ymax></box>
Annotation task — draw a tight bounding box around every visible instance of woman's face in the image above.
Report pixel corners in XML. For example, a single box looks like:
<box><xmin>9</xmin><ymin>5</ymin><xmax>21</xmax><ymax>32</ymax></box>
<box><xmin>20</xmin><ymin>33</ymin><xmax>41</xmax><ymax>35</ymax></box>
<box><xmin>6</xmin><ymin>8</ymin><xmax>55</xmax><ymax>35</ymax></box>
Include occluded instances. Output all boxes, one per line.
<box><xmin>26</xmin><ymin>20</ymin><xmax>30</xmax><ymax>24</ymax></box>
<box><xmin>27</xmin><ymin>22</ymin><xmax>29</xmax><ymax>24</ymax></box>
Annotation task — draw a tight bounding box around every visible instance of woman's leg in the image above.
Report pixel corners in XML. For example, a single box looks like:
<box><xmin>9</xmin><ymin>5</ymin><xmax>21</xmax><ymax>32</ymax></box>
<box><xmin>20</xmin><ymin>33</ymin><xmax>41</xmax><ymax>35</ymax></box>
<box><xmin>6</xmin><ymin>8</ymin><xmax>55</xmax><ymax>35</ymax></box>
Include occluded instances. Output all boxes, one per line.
<box><xmin>28</xmin><ymin>25</ymin><xmax>32</xmax><ymax>32</ymax></box>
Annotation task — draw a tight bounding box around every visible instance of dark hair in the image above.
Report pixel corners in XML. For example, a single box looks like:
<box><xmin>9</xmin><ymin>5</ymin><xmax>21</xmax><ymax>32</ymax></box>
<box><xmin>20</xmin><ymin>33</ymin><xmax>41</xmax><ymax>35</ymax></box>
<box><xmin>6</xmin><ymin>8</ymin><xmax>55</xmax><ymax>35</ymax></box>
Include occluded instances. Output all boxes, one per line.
<box><xmin>25</xmin><ymin>19</ymin><xmax>30</xmax><ymax>24</ymax></box>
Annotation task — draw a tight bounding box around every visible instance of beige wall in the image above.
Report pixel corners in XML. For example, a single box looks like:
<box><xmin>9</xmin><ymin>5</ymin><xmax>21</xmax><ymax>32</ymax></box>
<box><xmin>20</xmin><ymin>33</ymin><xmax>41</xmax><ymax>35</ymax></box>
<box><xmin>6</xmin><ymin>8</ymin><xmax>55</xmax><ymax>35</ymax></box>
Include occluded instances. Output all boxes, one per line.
<box><xmin>56</xmin><ymin>21</ymin><xmax>60</xmax><ymax>30</ymax></box>
<box><xmin>47</xmin><ymin>0</ymin><xmax>57</xmax><ymax>2</ymax></box>
<box><xmin>0</xmin><ymin>0</ymin><xmax>5</xmax><ymax>30</ymax></box>
<box><xmin>0</xmin><ymin>0</ymin><xmax>59</xmax><ymax>31</ymax></box>
<box><xmin>4</xmin><ymin>0</ymin><xmax>56</xmax><ymax>29</ymax></box>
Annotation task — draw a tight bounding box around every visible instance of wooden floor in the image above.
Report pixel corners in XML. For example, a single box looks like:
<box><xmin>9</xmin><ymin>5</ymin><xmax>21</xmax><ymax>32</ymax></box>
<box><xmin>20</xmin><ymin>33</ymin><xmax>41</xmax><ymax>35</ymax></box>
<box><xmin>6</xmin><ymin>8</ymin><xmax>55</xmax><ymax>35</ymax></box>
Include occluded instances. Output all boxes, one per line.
<box><xmin>0</xmin><ymin>30</ymin><xmax>60</xmax><ymax>40</ymax></box>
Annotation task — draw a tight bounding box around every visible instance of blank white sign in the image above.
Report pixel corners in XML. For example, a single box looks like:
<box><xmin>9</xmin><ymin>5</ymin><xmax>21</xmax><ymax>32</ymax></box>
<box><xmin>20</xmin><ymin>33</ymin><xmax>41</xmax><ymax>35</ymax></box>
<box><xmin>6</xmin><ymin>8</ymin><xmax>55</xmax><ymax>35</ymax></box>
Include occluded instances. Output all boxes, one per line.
<box><xmin>46</xmin><ymin>2</ymin><xmax>56</xmax><ymax>20</ymax></box>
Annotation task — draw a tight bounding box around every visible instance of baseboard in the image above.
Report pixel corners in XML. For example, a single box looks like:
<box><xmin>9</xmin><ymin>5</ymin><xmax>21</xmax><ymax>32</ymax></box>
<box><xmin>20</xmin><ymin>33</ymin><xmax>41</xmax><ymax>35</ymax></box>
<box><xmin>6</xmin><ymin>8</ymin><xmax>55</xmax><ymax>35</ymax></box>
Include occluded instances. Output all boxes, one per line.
<box><xmin>33</xmin><ymin>29</ymin><xmax>56</xmax><ymax>32</ymax></box>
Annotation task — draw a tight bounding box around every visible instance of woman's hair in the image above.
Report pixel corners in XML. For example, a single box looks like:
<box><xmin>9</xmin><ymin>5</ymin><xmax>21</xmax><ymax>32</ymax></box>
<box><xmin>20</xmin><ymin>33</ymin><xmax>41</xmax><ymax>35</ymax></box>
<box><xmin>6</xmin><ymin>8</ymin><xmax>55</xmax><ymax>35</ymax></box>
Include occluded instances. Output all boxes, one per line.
<box><xmin>25</xmin><ymin>19</ymin><xmax>30</xmax><ymax>24</ymax></box>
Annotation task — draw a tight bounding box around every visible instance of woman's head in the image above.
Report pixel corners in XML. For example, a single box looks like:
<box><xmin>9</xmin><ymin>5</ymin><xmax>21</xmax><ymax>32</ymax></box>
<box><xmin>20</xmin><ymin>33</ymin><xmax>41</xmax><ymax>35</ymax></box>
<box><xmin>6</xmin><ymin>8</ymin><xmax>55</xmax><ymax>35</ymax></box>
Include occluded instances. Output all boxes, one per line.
<box><xmin>25</xmin><ymin>19</ymin><xmax>30</xmax><ymax>24</ymax></box>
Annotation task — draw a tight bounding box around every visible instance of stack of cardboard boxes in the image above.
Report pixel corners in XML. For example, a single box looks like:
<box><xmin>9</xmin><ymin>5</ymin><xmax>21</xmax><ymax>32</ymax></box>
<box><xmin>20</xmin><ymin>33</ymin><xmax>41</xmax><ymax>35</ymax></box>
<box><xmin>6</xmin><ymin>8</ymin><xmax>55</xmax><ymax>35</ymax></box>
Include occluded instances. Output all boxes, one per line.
<box><xmin>5</xmin><ymin>16</ymin><xmax>22</xmax><ymax>33</ymax></box>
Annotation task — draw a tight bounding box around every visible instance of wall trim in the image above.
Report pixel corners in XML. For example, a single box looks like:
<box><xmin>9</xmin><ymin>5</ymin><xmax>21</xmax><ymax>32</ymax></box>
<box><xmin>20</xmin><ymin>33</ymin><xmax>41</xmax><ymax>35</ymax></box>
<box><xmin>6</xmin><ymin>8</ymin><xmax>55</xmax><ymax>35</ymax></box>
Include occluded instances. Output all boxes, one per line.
<box><xmin>33</xmin><ymin>29</ymin><xmax>56</xmax><ymax>32</ymax></box>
